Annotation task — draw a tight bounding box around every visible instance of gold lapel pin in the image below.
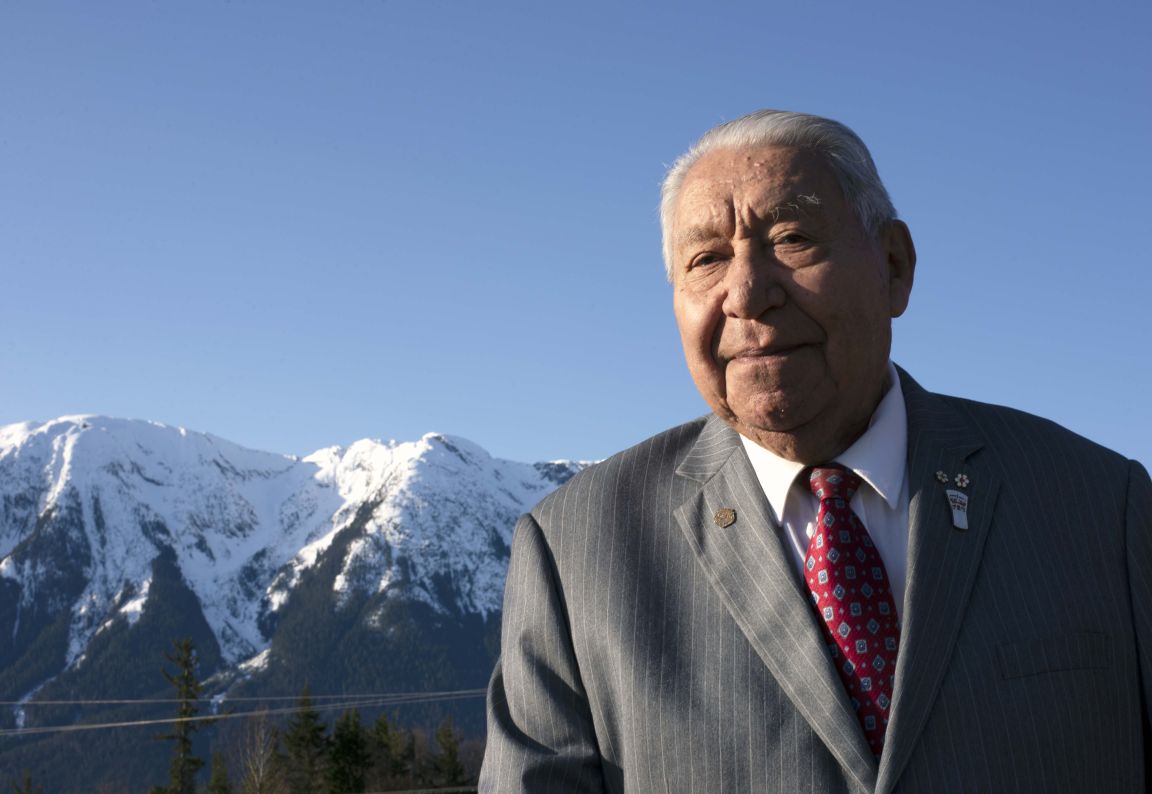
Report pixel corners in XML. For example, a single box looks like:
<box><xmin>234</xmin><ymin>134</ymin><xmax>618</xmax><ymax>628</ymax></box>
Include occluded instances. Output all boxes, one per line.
<box><xmin>714</xmin><ymin>508</ymin><xmax>736</xmax><ymax>528</ymax></box>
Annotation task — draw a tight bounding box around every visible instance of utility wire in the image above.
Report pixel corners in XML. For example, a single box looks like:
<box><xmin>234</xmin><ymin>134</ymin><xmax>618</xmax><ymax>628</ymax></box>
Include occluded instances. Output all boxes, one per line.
<box><xmin>0</xmin><ymin>688</ymin><xmax>487</xmax><ymax>707</ymax></box>
<box><xmin>0</xmin><ymin>690</ymin><xmax>486</xmax><ymax>738</ymax></box>
<box><xmin>364</xmin><ymin>788</ymin><xmax>478</xmax><ymax>793</ymax></box>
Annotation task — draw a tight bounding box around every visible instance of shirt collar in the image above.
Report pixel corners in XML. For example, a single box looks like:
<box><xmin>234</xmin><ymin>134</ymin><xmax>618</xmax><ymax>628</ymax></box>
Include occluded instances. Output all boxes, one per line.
<box><xmin>739</xmin><ymin>362</ymin><xmax>908</xmax><ymax>521</ymax></box>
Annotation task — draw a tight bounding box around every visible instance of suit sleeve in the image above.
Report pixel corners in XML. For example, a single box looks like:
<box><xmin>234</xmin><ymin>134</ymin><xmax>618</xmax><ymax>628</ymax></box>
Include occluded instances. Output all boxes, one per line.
<box><xmin>1124</xmin><ymin>460</ymin><xmax>1152</xmax><ymax>762</ymax></box>
<box><xmin>479</xmin><ymin>512</ymin><xmax>606</xmax><ymax>793</ymax></box>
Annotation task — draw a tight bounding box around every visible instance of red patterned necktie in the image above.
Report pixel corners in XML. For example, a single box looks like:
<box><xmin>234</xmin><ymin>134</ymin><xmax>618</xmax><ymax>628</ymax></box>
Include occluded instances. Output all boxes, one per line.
<box><xmin>804</xmin><ymin>464</ymin><xmax>900</xmax><ymax>759</ymax></box>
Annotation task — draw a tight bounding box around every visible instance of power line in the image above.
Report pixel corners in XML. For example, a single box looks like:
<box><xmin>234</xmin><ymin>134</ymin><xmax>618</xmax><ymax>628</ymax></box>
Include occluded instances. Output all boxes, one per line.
<box><xmin>365</xmin><ymin>788</ymin><xmax>478</xmax><ymax>793</ymax></box>
<box><xmin>0</xmin><ymin>688</ymin><xmax>487</xmax><ymax>707</ymax></box>
<box><xmin>0</xmin><ymin>690</ymin><xmax>486</xmax><ymax>738</ymax></box>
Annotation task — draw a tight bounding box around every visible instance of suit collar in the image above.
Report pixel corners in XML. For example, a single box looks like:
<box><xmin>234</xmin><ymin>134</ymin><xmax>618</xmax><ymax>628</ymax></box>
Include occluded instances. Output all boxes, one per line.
<box><xmin>674</xmin><ymin>412</ymin><xmax>740</xmax><ymax>483</ymax></box>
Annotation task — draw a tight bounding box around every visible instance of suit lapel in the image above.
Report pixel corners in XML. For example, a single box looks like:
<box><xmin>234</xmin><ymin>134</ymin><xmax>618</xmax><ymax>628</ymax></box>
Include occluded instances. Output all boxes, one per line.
<box><xmin>674</xmin><ymin>415</ymin><xmax>878</xmax><ymax>792</ymax></box>
<box><xmin>875</xmin><ymin>370</ymin><xmax>1002</xmax><ymax>793</ymax></box>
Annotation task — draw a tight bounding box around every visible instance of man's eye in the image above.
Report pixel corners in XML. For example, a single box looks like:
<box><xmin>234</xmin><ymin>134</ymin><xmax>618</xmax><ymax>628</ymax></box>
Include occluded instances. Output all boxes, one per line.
<box><xmin>773</xmin><ymin>233</ymin><xmax>809</xmax><ymax>246</ymax></box>
<box><xmin>689</xmin><ymin>253</ymin><xmax>723</xmax><ymax>269</ymax></box>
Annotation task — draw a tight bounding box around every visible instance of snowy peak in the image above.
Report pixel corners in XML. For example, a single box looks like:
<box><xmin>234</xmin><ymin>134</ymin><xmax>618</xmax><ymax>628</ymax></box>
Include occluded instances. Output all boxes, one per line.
<box><xmin>0</xmin><ymin>416</ymin><xmax>589</xmax><ymax>689</ymax></box>
<box><xmin>282</xmin><ymin>430</ymin><xmax>577</xmax><ymax>617</ymax></box>
<box><xmin>0</xmin><ymin>416</ymin><xmax>337</xmax><ymax>666</ymax></box>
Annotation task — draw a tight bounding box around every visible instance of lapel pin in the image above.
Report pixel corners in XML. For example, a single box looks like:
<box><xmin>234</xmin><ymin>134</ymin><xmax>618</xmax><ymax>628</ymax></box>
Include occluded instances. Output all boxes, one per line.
<box><xmin>954</xmin><ymin>473</ymin><xmax>970</xmax><ymax>488</ymax></box>
<box><xmin>714</xmin><ymin>508</ymin><xmax>736</xmax><ymax>528</ymax></box>
<box><xmin>935</xmin><ymin>470</ymin><xmax>949</xmax><ymax>484</ymax></box>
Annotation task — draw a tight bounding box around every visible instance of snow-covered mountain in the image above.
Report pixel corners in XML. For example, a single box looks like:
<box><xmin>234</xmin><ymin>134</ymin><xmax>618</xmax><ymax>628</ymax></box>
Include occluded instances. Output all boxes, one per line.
<box><xmin>0</xmin><ymin>416</ymin><xmax>588</xmax><ymax>709</ymax></box>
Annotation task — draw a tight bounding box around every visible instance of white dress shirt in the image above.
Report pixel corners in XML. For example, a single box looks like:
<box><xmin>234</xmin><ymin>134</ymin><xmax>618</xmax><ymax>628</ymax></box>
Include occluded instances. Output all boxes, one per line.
<box><xmin>739</xmin><ymin>363</ymin><xmax>910</xmax><ymax>616</ymax></box>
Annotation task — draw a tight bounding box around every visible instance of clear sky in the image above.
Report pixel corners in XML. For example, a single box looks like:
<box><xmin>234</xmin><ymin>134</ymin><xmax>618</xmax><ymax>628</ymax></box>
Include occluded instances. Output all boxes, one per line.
<box><xmin>2</xmin><ymin>1</ymin><xmax>1149</xmax><ymax>466</ymax></box>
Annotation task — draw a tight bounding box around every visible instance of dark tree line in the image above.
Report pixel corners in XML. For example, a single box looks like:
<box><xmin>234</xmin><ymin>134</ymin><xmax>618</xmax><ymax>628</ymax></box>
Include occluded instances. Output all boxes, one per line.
<box><xmin>143</xmin><ymin>639</ymin><xmax>478</xmax><ymax>794</ymax></box>
<box><xmin>211</xmin><ymin>694</ymin><xmax>475</xmax><ymax>793</ymax></box>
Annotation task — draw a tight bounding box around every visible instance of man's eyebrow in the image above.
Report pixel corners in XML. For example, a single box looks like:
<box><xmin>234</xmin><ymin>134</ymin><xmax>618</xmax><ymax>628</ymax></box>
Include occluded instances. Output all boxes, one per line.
<box><xmin>675</xmin><ymin>226</ymin><xmax>726</xmax><ymax>247</ymax></box>
<box><xmin>675</xmin><ymin>194</ymin><xmax>825</xmax><ymax>247</ymax></box>
<box><xmin>764</xmin><ymin>193</ymin><xmax>823</xmax><ymax>222</ymax></box>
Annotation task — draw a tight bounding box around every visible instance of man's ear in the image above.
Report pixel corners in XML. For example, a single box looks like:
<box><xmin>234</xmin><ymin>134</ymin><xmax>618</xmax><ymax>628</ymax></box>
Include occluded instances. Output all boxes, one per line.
<box><xmin>883</xmin><ymin>219</ymin><xmax>916</xmax><ymax>318</ymax></box>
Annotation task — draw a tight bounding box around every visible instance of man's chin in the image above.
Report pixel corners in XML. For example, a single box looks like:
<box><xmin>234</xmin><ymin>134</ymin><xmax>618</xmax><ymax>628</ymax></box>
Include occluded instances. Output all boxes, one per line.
<box><xmin>727</xmin><ymin>394</ymin><xmax>823</xmax><ymax>435</ymax></box>
<box><xmin>720</xmin><ymin>398</ymin><xmax>844</xmax><ymax>461</ymax></box>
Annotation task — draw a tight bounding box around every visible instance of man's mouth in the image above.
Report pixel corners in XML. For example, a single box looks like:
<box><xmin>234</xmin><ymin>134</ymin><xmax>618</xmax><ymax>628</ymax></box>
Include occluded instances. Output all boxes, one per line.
<box><xmin>729</xmin><ymin>342</ymin><xmax>810</xmax><ymax>361</ymax></box>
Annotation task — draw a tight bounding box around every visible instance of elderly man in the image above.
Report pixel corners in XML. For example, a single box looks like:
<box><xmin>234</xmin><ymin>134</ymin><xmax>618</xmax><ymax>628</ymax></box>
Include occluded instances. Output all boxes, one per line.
<box><xmin>480</xmin><ymin>110</ymin><xmax>1152</xmax><ymax>792</ymax></box>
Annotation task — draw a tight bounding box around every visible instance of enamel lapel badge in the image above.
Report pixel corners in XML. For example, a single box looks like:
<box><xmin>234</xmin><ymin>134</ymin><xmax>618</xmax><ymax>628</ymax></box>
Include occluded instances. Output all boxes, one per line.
<box><xmin>937</xmin><ymin>470</ymin><xmax>971</xmax><ymax>530</ymax></box>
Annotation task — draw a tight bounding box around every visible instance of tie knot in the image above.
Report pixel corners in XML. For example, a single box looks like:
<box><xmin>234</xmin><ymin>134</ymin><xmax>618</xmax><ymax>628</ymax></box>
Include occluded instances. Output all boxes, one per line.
<box><xmin>808</xmin><ymin>464</ymin><xmax>861</xmax><ymax>502</ymax></box>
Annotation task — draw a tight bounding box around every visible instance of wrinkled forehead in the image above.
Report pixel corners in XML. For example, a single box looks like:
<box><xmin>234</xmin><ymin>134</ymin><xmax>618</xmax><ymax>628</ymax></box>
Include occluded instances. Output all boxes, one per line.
<box><xmin>672</xmin><ymin>145</ymin><xmax>840</xmax><ymax>241</ymax></box>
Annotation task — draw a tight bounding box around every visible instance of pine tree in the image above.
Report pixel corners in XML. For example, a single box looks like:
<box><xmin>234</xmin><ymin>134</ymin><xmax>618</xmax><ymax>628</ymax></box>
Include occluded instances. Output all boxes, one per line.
<box><xmin>11</xmin><ymin>769</ymin><xmax>43</xmax><ymax>794</ymax></box>
<box><xmin>365</xmin><ymin>714</ymin><xmax>424</xmax><ymax>790</ymax></box>
<box><xmin>407</xmin><ymin>728</ymin><xmax>432</xmax><ymax>788</ymax></box>
<box><xmin>151</xmin><ymin>638</ymin><xmax>212</xmax><ymax>794</ymax></box>
<box><xmin>327</xmin><ymin>709</ymin><xmax>370</xmax><ymax>794</ymax></box>
<box><xmin>430</xmin><ymin>718</ymin><xmax>469</xmax><ymax>787</ymax></box>
<box><xmin>277</xmin><ymin>686</ymin><xmax>329</xmax><ymax>794</ymax></box>
<box><xmin>366</xmin><ymin>714</ymin><xmax>403</xmax><ymax>789</ymax></box>
<box><xmin>206</xmin><ymin>752</ymin><xmax>233</xmax><ymax>794</ymax></box>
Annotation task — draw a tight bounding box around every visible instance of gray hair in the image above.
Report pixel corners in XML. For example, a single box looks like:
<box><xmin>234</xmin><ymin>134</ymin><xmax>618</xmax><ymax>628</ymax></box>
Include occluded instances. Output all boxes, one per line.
<box><xmin>660</xmin><ymin>109</ymin><xmax>897</xmax><ymax>278</ymax></box>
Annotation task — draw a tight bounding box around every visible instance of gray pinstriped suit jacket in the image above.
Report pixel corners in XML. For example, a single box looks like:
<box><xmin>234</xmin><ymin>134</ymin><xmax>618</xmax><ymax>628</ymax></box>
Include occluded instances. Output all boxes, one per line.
<box><xmin>481</xmin><ymin>369</ymin><xmax>1152</xmax><ymax>792</ymax></box>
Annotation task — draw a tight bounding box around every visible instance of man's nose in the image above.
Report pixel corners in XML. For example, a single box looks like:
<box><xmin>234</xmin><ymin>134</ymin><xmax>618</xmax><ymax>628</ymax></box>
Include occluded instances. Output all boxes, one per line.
<box><xmin>721</xmin><ymin>244</ymin><xmax>786</xmax><ymax>319</ymax></box>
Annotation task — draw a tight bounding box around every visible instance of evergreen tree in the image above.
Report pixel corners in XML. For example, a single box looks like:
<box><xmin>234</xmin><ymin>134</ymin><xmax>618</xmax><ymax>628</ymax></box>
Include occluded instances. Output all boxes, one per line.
<box><xmin>430</xmin><ymin>718</ymin><xmax>469</xmax><ymax>787</ymax></box>
<box><xmin>366</xmin><ymin>714</ymin><xmax>404</xmax><ymax>789</ymax></box>
<box><xmin>151</xmin><ymin>638</ymin><xmax>212</xmax><ymax>794</ymax></box>
<box><xmin>205</xmin><ymin>752</ymin><xmax>233</xmax><ymax>794</ymax></box>
<box><xmin>327</xmin><ymin>709</ymin><xmax>370</xmax><ymax>794</ymax></box>
<box><xmin>365</xmin><ymin>715</ymin><xmax>426</xmax><ymax>790</ymax></box>
<box><xmin>11</xmin><ymin>770</ymin><xmax>43</xmax><ymax>794</ymax></box>
<box><xmin>276</xmin><ymin>686</ymin><xmax>329</xmax><ymax>794</ymax></box>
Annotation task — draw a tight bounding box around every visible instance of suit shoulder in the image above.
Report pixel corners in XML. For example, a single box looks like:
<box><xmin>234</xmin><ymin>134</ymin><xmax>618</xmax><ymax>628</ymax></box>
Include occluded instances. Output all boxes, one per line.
<box><xmin>529</xmin><ymin>416</ymin><xmax>709</xmax><ymax>520</ymax></box>
<box><xmin>938</xmin><ymin>391</ymin><xmax>1133</xmax><ymax>469</ymax></box>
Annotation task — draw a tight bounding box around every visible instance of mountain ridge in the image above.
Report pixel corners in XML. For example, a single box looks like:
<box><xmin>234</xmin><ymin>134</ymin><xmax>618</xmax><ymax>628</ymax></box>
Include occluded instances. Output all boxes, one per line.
<box><xmin>0</xmin><ymin>415</ymin><xmax>590</xmax><ymax>715</ymax></box>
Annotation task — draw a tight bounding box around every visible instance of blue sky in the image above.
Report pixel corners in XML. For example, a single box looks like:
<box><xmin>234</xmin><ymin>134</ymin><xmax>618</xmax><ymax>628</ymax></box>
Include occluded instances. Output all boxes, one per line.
<box><xmin>2</xmin><ymin>1</ymin><xmax>1149</xmax><ymax>466</ymax></box>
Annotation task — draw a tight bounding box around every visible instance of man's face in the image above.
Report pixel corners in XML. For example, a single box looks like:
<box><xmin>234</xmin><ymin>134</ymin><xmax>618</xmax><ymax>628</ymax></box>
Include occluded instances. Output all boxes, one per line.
<box><xmin>669</xmin><ymin>145</ymin><xmax>916</xmax><ymax>463</ymax></box>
